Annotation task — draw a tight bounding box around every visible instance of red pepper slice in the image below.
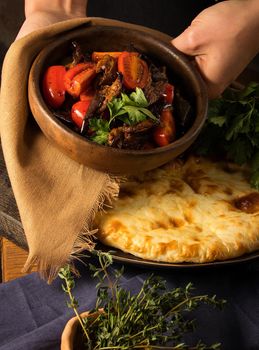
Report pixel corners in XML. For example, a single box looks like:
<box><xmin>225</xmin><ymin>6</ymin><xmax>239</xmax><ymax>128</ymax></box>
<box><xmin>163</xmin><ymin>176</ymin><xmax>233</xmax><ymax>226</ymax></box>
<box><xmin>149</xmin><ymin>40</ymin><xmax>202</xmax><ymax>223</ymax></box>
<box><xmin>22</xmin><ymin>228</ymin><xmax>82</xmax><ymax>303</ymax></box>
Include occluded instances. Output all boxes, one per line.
<box><xmin>71</xmin><ymin>100</ymin><xmax>92</xmax><ymax>128</ymax></box>
<box><xmin>153</xmin><ymin>108</ymin><xmax>176</xmax><ymax>147</ymax></box>
<box><xmin>64</xmin><ymin>62</ymin><xmax>96</xmax><ymax>98</ymax></box>
<box><xmin>42</xmin><ymin>65</ymin><xmax>66</xmax><ymax>109</ymax></box>
<box><xmin>92</xmin><ymin>52</ymin><xmax>123</xmax><ymax>62</ymax></box>
<box><xmin>118</xmin><ymin>52</ymin><xmax>149</xmax><ymax>90</ymax></box>
<box><xmin>92</xmin><ymin>51</ymin><xmax>139</xmax><ymax>62</ymax></box>
<box><xmin>163</xmin><ymin>83</ymin><xmax>175</xmax><ymax>105</ymax></box>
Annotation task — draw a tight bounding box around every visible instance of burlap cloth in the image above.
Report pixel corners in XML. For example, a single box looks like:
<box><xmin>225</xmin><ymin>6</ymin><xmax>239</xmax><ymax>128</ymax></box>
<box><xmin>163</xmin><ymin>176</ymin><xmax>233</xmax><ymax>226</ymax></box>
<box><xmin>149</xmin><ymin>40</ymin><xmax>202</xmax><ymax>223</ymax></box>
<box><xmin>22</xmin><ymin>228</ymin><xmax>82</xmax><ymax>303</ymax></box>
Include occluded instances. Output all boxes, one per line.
<box><xmin>0</xmin><ymin>17</ymin><xmax>171</xmax><ymax>282</ymax></box>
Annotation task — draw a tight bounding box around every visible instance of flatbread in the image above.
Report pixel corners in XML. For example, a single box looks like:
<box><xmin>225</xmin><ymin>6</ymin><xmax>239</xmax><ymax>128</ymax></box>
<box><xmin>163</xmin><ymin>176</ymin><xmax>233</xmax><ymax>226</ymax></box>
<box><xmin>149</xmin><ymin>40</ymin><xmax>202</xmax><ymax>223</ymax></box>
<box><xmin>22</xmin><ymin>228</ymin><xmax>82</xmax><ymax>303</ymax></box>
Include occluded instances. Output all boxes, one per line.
<box><xmin>95</xmin><ymin>156</ymin><xmax>259</xmax><ymax>263</ymax></box>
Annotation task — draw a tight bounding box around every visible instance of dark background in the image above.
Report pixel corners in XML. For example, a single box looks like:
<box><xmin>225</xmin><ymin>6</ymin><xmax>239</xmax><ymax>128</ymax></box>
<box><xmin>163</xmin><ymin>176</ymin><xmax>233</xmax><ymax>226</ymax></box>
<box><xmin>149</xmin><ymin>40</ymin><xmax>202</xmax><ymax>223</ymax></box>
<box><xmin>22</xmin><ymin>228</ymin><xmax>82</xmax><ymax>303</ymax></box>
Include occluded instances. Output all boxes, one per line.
<box><xmin>0</xmin><ymin>0</ymin><xmax>259</xmax><ymax>71</ymax></box>
<box><xmin>0</xmin><ymin>0</ymin><xmax>214</xmax><ymax>61</ymax></box>
<box><xmin>1</xmin><ymin>0</ymin><xmax>258</xmax><ymax>71</ymax></box>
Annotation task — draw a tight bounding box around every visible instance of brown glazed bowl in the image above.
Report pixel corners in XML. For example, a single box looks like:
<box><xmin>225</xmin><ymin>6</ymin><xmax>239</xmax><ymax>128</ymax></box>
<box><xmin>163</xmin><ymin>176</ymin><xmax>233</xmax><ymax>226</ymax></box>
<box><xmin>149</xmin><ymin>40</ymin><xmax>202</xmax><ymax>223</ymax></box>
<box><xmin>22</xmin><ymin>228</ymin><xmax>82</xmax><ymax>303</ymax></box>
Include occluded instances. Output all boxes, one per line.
<box><xmin>60</xmin><ymin>310</ymin><xmax>103</xmax><ymax>350</ymax></box>
<box><xmin>28</xmin><ymin>22</ymin><xmax>208</xmax><ymax>175</ymax></box>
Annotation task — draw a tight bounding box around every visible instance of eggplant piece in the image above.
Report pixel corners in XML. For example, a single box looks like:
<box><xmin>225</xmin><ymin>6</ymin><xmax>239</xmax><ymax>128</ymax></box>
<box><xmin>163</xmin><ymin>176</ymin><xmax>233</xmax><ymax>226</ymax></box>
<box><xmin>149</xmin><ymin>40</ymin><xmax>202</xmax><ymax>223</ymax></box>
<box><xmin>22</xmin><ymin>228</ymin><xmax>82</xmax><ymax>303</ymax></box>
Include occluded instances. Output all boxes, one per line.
<box><xmin>149</xmin><ymin>64</ymin><xmax>168</xmax><ymax>83</ymax></box>
<box><xmin>174</xmin><ymin>89</ymin><xmax>193</xmax><ymax>132</ymax></box>
<box><xmin>143</xmin><ymin>63</ymin><xmax>168</xmax><ymax>105</ymax></box>
<box><xmin>144</xmin><ymin>80</ymin><xmax>167</xmax><ymax>105</ymax></box>
<box><xmin>123</xmin><ymin>120</ymin><xmax>156</xmax><ymax>134</ymax></box>
<box><xmin>108</xmin><ymin>126</ymin><xmax>124</xmax><ymax>148</ymax></box>
<box><xmin>121</xmin><ymin>134</ymin><xmax>151</xmax><ymax>150</ymax></box>
<box><xmin>98</xmin><ymin>75</ymin><xmax>122</xmax><ymax>113</ymax></box>
<box><xmin>81</xmin><ymin>75</ymin><xmax>122</xmax><ymax>135</ymax></box>
<box><xmin>80</xmin><ymin>93</ymin><xmax>105</xmax><ymax>134</ymax></box>
<box><xmin>95</xmin><ymin>54</ymin><xmax>117</xmax><ymax>87</ymax></box>
<box><xmin>70</xmin><ymin>41</ymin><xmax>89</xmax><ymax>66</ymax></box>
<box><xmin>53</xmin><ymin>110</ymin><xmax>74</xmax><ymax>126</ymax></box>
<box><xmin>108</xmin><ymin>120</ymin><xmax>156</xmax><ymax>149</ymax></box>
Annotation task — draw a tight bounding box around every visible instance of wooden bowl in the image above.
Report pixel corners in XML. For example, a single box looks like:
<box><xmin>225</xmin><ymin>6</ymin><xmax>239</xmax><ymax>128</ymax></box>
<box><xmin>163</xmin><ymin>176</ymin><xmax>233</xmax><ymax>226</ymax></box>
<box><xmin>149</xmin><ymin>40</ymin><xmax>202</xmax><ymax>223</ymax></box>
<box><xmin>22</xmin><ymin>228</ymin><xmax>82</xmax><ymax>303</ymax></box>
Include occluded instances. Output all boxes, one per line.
<box><xmin>61</xmin><ymin>310</ymin><xmax>103</xmax><ymax>350</ymax></box>
<box><xmin>28</xmin><ymin>23</ymin><xmax>208</xmax><ymax>175</ymax></box>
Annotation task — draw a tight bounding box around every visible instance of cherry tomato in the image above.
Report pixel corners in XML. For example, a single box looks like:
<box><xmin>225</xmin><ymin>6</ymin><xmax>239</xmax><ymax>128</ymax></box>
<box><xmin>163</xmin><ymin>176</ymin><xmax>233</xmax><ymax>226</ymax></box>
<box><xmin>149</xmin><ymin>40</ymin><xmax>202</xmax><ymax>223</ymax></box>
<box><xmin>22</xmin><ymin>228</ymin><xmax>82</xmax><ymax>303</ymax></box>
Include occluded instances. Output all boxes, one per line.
<box><xmin>163</xmin><ymin>83</ymin><xmax>174</xmax><ymax>105</ymax></box>
<box><xmin>64</xmin><ymin>62</ymin><xmax>96</xmax><ymax>98</ymax></box>
<box><xmin>71</xmin><ymin>100</ymin><xmax>92</xmax><ymax>128</ymax></box>
<box><xmin>118</xmin><ymin>52</ymin><xmax>149</xmax><ymax>90</ymax></box>
<box><xmin>153</xmin><ymin>108</ymin><xmax>176</xmax><ymax>147</ymax></box>
<box><xmin>80</xmin><ymin>87</ymin><xmax>95</xmax><ymax>102</ymax></box>
<box><xmin>42</xmin><ymin>65</ymin><xmax>66</xmax><ymax>109</ymax></box>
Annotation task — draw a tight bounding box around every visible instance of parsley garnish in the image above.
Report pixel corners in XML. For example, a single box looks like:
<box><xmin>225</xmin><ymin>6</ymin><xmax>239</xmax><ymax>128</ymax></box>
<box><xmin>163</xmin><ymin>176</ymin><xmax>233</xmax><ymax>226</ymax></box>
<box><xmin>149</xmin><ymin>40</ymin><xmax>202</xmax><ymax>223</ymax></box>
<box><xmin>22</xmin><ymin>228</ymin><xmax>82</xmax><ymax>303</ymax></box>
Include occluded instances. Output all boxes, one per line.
<box><xmin>108</xmin><ymin>87</ymin><xmax>157</xmax><ymax>125</ymax></box>
<box><xmin>89</xmin><ymin>88</ymin><xmax>157</xmax><ymax>145</ymax></box>
<box><xmin>89</xmin><ymin>118</ymin><xmax>110</xmax><ymax>145</ymax></box>
<box><xmin>195</xmin><ymin>82</ymin><xmax>259</xmax><ymax>189</ymax></box>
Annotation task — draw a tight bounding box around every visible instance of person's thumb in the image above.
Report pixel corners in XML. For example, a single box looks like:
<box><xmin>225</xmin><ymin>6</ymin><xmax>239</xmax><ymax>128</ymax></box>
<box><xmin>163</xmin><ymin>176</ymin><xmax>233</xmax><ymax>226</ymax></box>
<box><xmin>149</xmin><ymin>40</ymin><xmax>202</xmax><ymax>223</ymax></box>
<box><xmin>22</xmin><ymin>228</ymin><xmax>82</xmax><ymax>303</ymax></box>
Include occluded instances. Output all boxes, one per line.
<box><xmin>171</xmin><ymin>25</ymin><xmax>204</xmax><ymax>56</ymax></box>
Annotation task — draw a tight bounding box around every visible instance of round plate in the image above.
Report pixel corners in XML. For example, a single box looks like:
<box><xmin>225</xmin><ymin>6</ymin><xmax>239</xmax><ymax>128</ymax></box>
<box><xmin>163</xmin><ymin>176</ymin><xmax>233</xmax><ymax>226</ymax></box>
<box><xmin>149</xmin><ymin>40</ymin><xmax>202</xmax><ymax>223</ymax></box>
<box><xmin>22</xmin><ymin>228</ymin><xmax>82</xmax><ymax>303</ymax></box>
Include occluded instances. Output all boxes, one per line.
<box><xmin>96</xmin><ymin>242</ymin><xmax>259</xmax><ymax>269</ymax></box>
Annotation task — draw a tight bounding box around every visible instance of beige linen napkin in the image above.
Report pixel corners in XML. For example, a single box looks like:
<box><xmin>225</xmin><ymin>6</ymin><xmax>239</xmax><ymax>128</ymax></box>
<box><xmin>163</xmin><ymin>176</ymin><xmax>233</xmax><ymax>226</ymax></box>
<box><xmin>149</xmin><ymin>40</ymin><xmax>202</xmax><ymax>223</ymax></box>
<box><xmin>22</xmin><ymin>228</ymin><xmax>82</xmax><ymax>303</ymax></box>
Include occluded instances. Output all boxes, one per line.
<box><xmin>0</xmin><ymin>17</ymin><xmax>171</xmax><ymax>281</ymax></box>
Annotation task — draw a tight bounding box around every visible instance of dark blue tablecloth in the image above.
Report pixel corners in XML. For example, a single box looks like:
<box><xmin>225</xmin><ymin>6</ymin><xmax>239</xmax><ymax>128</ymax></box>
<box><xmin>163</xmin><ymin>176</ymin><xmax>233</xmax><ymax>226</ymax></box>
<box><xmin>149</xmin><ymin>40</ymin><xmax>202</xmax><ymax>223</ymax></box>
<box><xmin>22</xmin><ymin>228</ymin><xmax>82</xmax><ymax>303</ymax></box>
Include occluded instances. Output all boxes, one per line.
<box><xmin>1</xmin><ymin>259</ymin><xmax>259</xmax><ymax>350</ymax></box>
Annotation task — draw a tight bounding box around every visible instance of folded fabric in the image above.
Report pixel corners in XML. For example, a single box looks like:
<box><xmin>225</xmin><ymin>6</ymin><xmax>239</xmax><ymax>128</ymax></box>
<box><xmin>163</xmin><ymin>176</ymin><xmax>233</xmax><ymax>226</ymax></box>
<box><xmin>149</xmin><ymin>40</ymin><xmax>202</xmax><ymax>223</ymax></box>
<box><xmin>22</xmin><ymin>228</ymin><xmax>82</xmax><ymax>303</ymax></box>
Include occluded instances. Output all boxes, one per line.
<box><xmin>0</xmin><ymin>18</ymin><xmax>119</xmax><ymax>282</ymax></box>
<box><xmin>0</xmin><ymin>17</ymin><xmax>172</xmax><ymax>282</ymax></box>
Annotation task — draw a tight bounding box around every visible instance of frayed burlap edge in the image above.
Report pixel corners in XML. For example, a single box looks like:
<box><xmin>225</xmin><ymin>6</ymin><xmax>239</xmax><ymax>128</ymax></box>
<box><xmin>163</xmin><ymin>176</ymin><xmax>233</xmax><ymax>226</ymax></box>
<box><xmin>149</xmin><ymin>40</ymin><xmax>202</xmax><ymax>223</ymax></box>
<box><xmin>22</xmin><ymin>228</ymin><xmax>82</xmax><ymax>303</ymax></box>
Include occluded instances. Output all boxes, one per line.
<box><xmin>22</xmin><ymin>175</ymin><xmax>120</xmax><ymax>283</ymax></box>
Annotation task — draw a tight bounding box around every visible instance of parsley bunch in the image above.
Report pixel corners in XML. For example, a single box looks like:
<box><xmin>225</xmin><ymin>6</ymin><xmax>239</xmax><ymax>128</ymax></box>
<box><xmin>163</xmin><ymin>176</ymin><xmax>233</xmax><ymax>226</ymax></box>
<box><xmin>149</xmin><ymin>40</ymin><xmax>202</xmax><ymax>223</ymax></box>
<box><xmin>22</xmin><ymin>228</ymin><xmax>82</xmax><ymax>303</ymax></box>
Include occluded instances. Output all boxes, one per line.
<box><xmin>195</xmin><ymin>82</ymin><xmax>259</xmax><ymax>189</ymax></box>
<box><xmin>89</xmin><ymin>88</ymin><xmax>157</xmax><ymax>145</ymax></box>
<box><xmin>59</xmin><ymin>251</ymin><xmax>225</xmax><ymax>350</ymax></box>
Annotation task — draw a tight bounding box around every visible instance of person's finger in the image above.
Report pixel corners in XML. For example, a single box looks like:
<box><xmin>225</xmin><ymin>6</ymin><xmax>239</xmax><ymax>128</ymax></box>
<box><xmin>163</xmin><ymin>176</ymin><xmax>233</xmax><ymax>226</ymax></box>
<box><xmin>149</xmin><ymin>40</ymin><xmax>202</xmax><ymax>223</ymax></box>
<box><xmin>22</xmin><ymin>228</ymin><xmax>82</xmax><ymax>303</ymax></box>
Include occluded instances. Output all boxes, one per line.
<box><xmin>71</xmin><ymin>0</ymin><xmax>87</xmax><ymax>16</ymax></box>
<box><xmin>194</xmin><ymin>55</ymin><xmax>226</xmax><ymax>99</ymax></box>
<box><xmin>171</xmin><ymin>24</ymin><xmax>205</xmax><ymax>56</ymax></box>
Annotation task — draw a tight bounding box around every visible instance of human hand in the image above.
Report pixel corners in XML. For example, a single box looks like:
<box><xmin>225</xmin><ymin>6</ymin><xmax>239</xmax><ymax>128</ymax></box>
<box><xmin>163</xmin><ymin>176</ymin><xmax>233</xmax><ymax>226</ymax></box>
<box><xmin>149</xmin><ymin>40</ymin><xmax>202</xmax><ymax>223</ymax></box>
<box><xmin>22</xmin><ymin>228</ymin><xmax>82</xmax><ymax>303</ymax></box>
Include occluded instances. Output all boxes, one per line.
<box><xmin>16</xmin><ymin>0</ymin><xmax>87</xmax><ymax>40</ymax></box>
<box><xmin>172</xmin><ymin>0</ymin><xmax>259</xmax><ymax>99</ymax></box>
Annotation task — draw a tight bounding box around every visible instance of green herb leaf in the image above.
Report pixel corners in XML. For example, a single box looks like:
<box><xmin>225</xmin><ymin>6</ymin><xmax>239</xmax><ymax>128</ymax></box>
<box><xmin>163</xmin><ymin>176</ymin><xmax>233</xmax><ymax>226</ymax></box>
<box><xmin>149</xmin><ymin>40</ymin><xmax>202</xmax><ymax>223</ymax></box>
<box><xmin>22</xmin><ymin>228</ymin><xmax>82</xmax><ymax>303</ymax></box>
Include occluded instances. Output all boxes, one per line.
<box><xmin>254</xmin><ymin>110</ymin><xmax>259</xmax><ymax>132</ymax></box>
<box><xmin>238</xmin><ymin>81</ymin><xmax>259</xmax><ymax>98</ymax></box>
<box><xmin>129</xmin><ymin>87</ymin><xmax>149</xmax><ymax>107</ymax></box>
<box><xmin>120</xmin><ymin>105</ymin><xmax>149</xmax><ymax>124</ymax></box>
<box><xmin>107</xmin><ymin>88</ymin><xmax>157</xmax><ymax>126</ymax></box>
<box><xmin>251</xmin><ymin>151</ymin><xmax>259</xmax><ymax>189</ymax></box>
<box><xmin>194</xmin><ymin>81</ymin><xmax>259</xmax><ymax>189</ymax></box>
<box><xmin>251</xmin><ymin>150</ymin><xmax>259</xmax><ymax>172</ymax></box>
<box><xmin>89</xmin><ymin>118</ymin><xmax>110</xmax><ymax>145</ymax></box>
<box><xmin>251</xmin><ymin>170</ymin><xmax>259</xmax><ymax>190</ymax></box>
<box><xmin>225</xmin><ymin>136</ymin><xmax>254</xmax><ymax>165</ymax></box>
<box><xmin>107</xmin><ymin>97</ymin><xmax>124</xmax><ymax>117</ymax></box>
<box><xmin>208</xmin><ymin>115</ymin><xmax>227</xmax><ymax>127</ymax></box>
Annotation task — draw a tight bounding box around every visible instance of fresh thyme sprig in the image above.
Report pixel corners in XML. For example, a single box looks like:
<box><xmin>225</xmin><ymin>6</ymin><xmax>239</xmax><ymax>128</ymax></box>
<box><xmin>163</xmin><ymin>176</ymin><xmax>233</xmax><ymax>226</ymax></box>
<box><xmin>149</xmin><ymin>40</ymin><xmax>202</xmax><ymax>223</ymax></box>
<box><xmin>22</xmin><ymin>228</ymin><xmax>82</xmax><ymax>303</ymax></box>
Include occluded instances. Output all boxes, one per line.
<box><xmin>59</xmin><ymin>251</ymin><xmax>225</xmax><ymax>350</ymax></box>
<box><xmin>59</xmin><ymin>265</ymin><xmax>91</xmax><ymax>343</ymax></box>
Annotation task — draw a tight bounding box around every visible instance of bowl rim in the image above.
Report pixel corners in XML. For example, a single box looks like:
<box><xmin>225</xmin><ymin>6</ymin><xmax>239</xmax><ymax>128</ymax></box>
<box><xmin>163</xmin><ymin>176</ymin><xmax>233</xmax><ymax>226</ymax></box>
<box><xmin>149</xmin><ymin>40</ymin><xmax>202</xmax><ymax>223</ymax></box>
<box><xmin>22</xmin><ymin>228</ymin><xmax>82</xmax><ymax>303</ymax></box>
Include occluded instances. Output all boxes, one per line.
<box><xmin>29</xmin><ymin>24</ymin><xmax>208</xmax><ymax>157</ymax></box>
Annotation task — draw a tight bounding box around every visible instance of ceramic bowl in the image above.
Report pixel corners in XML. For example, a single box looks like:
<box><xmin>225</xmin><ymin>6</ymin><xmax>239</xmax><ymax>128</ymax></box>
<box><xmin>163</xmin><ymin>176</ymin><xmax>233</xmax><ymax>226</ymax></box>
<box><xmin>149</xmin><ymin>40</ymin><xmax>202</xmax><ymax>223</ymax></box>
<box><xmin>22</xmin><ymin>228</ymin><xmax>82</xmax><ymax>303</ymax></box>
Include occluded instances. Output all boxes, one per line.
<box><xmin>61</xmin><ymin>310</ymin><xmax>102</xmax><ymax>350</ymax></box>
<box><xmin>28</xmin><ymin>23</ymin><xmax>208</xmax><ymax>175</ymax></box>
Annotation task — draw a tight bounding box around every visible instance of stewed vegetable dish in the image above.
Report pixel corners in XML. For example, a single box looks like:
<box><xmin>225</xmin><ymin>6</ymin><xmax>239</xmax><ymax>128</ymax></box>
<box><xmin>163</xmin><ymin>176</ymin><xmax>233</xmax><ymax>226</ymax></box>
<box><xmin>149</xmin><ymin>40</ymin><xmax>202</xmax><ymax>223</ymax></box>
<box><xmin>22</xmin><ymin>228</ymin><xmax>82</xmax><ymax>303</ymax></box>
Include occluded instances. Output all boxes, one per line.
<box><xmin>42</xmin><ymin>42</ymin><xmax>191</xmax><ymax>150</ymax></box>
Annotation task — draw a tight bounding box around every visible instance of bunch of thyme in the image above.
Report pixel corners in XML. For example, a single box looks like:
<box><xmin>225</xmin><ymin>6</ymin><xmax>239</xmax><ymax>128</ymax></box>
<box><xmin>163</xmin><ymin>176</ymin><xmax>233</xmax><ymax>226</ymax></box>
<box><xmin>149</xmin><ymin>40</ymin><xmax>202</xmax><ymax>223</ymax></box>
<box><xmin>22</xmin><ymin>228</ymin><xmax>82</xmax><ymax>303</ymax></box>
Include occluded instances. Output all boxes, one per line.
<box><xmin>59</xmin><ymin>251</ymin><xmax>225</xmax><ymax>350</ymax></box>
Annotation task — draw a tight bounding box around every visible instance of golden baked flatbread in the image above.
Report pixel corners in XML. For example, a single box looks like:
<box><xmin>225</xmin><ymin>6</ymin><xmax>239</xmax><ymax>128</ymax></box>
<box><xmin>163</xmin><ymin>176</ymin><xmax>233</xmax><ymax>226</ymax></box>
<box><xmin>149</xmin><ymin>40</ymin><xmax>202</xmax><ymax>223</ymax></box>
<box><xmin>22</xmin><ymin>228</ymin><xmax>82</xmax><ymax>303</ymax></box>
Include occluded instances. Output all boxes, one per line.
<box><xmin>95</xmin><ymin>156</ymin><xmax>259</xmax><ymax>263</ymax></box>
